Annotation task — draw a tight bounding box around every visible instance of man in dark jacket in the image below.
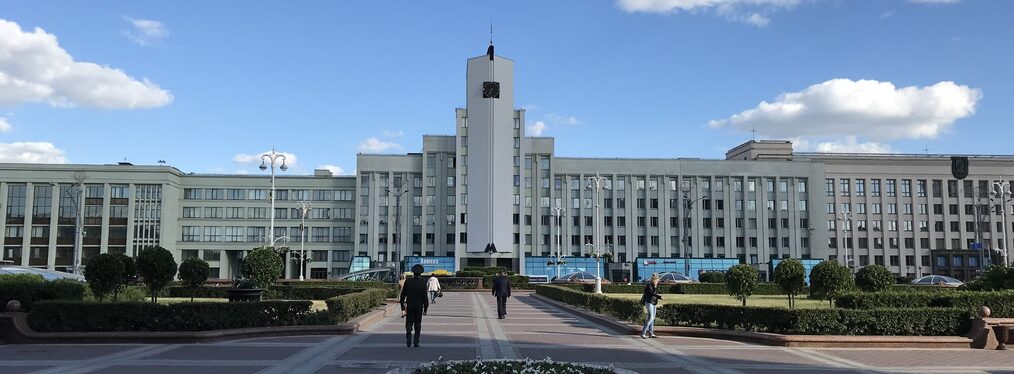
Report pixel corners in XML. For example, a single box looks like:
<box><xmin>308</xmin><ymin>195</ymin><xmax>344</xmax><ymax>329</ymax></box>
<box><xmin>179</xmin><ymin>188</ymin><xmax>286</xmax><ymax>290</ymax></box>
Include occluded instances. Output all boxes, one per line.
<box><xmin>400</xmin><ymin>264</ymin><xmax>429</xmax><ymax>347</ymax></box>
<box><xmin>492</xmin><ymin>271</ymin><xmax>511</xmax><ymax>319</ymax></box>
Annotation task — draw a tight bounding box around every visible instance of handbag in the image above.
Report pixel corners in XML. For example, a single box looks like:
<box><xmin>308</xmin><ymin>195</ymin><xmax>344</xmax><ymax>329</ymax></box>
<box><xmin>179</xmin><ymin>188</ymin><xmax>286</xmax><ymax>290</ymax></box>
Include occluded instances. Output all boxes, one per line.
<box><xmin>436</xmin><ymin>290</ymin><xmax>444</xmax><ymax>298</ymax></box>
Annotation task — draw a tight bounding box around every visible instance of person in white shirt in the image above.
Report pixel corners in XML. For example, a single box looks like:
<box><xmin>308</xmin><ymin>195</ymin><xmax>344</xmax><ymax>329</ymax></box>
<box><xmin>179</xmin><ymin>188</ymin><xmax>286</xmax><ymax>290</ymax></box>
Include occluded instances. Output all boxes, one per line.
<box><xmin>426</xmin><ymin>275</ymin><xmax>441</xmax><ymax>304</ymax></box>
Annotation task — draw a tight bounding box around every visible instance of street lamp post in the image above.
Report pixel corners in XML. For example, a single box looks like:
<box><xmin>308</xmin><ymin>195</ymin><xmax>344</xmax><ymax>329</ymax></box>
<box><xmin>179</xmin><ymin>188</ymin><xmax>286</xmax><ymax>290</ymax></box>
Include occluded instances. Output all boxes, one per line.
<box><xmin>296</xmin><ymin>200</ymin><xmax>310</xmax><ymax>281</ymax></box>
<box><xmin>259</xmin><ymin>149</ymin><xmax>288</xmax><ymax>248</ymax></box>
<box><xmin>679</xmin><ymin>181</ymin><xmax>707</xmax><ymax>278</ymax></box>
<box><xmin>838</xmin><ymin>211</ymin><xmax>854</xmax><ymax>274</ymax></box>
<box><xmin>587</xmin><ymin>173</ymin><xmax>608</xmax><ymax>294</ymax></box>
<box><xmin>385</xmin><ymin>182</ymin><xmax>409</xmax><ymax>265</ymax></box>
<box><xmin>51</xmin><ymin>172</ymin><xmax>87</xmax><ymax>274</ymax></box>
<box><xmin>551</xmin><ymin>206</ymin><xmax>566</xmax><ymax>280</ymax></box>
<box><xmin>991</xmin><ymin>180</ymin><xmax>1012</xmax><ymax>266</ymax></box>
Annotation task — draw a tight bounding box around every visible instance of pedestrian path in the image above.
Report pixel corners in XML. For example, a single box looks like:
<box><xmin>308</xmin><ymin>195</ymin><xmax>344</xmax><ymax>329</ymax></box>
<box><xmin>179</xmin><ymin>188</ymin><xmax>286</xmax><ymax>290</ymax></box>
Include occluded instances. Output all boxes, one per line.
<box><xmin>1</xmin><ymin>292</ymin><xmax>1012</xmax><ymax>373</ymax></box>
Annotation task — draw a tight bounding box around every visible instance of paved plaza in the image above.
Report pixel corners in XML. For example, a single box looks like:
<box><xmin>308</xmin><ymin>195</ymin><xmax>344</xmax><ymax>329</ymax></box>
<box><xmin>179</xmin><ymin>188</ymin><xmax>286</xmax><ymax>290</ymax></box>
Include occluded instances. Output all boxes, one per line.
<box><xmin>1</xmin><ymin>292</ymin><xmax>1013</xmax><ymax>373</ymax></box>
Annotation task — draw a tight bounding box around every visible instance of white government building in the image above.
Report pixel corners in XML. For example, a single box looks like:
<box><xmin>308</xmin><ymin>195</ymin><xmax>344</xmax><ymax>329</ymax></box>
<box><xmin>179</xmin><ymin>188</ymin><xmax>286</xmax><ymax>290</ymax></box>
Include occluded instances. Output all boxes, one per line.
<box><xmin>2</xmin><ymin>45</ymin><xmax>1012</xmax><ymax>281</ymax></box>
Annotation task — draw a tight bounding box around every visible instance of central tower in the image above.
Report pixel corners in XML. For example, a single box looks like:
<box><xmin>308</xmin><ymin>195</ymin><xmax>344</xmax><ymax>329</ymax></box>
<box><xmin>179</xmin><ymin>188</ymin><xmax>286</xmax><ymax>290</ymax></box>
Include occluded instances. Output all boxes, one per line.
<box><xmin>465</xmin><ymin>44</ymin><xmax>515</xmax><ymax>256</ymax></box>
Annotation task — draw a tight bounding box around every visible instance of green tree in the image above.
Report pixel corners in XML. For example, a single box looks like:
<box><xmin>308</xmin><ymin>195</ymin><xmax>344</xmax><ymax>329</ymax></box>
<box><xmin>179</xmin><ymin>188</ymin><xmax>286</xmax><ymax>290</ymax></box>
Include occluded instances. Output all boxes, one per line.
<box><xmin>809</xmin><ymin>260</ymin><xmax>855</xmax><ymax>307</ymax></box>
<box><xmin>774</xmin><ymin>259</ymin><xmax>806</xmax><ymax>308</ymax></box>
<box><xmin>725</xmin><ymin>264</ymin><xmax>759</xmax><ymax>306</ymax></box>
<box><xmin>699</xmin><ymin>271</ymin><xmax>726</xmax><ymax>284</ymax></box>
<box><xmin>963</xmin><ymin>265</ymin><xmax>1014</xmax><ymax>291</ymax></box>
<box><xmin>241</xmin><ymin>246</ymin><xmax>283</xmax><ymax>289</ymax></box>
<box><xmin>855</xmin><ymin>264</ymin><xmax>894</xmax><ymax>292</ymax></box>
<box><xmin>112</xmin><ymin>253</ymin><xmax>137</xmax><ymax>301</ymax></box>
<box><xmin>83</xmin><ymin>253</ymin><xmax>125</xmax><ymax>301</ymax></box>
<box><xmin>178</xmin><ymin>257</ymin><xmax>211</xmax><ymax>302</ymax></box>
<box><xmin>137</xmin><ymin>245</ymin><xmax>178</xmax><ymax>303</ymax></box>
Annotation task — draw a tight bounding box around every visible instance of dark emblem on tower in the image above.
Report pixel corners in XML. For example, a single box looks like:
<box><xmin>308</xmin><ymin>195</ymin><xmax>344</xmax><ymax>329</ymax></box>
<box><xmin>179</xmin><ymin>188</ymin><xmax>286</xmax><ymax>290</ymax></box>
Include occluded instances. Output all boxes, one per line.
<box><xmin>951</xmin><ymin>156</ymin><xmax>969</xmax><ymax>180</ymax></box>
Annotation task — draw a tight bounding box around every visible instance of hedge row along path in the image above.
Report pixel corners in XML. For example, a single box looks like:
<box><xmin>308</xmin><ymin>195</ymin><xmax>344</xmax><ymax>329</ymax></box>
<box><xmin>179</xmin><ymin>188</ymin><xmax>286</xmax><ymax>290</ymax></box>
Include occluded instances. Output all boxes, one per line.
<box><xmin>2</xmin><ymin>292</ymin><xmax>1013</xmax><ymax>373</ymax></box>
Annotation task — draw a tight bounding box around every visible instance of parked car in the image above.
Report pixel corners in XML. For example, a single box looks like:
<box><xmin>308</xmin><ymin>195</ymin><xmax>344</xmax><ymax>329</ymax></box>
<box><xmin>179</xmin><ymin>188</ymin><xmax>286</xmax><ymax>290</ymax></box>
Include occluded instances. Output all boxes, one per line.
<box><xmin>0</xmin><ymin>265</ymin><xmax>85</xmax><ymax>281</ymax></box>
<box><xmin>656</xmin><ymin>272</ymin><xmax>695</xmax><ymax>284</ymax></box>
<box><xmin>550</xmin><ymin>271</ymin><xmax>611</xmax><ymax>284</ymax></box>
<box><xmin>910</xmin><ymin>275</ymin><xmax>963</xmax><ymax>287</ymax></box>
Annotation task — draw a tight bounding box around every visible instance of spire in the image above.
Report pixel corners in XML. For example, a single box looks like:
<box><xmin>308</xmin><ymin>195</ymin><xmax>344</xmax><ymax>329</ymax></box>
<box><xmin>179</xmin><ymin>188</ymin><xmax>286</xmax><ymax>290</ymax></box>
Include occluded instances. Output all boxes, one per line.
<box><xmin>487</xmin><ymin>22</ymin><xmax>494</xmax><ymax>60</ymax></box>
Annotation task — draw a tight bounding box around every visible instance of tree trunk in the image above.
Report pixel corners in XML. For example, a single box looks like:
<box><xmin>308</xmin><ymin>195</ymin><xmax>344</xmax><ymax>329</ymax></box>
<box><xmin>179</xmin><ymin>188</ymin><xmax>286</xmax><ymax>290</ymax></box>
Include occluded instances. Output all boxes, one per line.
<box><xmin>742</xmin><ymin>298</ymin><xmax>746</xmax><ymax>306</ymax></box>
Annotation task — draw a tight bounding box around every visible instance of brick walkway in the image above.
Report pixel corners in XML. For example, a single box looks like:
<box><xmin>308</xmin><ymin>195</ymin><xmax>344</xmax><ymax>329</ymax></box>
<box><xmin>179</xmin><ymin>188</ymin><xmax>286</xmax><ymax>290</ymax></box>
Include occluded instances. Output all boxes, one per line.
<box><xmin>1</xmin><ymin>292</ymin><xmax>1012</xmax><ymax>373</ymax></box>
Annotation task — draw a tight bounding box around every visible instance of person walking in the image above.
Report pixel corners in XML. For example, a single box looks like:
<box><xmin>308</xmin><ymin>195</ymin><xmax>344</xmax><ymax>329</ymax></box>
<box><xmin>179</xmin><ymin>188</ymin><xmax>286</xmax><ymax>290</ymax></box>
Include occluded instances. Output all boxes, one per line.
<box><xmin>492</xmin><ymin>271</ymin><xmax>511</xmax><ymax>319</ymax></box>
<box><xmin>427</xmin><ymin>273</ymin><xmax>441</xmax><ymax>304</ymax></box>
<box><xmin>400</xmin><ymin>264</ymin><xmax>429</xmax><ymax>347</ymax></box>
<box><xmin>398</xmin><ymin>273</ymin><xmax>407</xmax><ymax>318</ymax></box>
<box><xmin>640</xmin><ymin>273</ymin><xmax>662</xmax><ymax>339</ymax></box>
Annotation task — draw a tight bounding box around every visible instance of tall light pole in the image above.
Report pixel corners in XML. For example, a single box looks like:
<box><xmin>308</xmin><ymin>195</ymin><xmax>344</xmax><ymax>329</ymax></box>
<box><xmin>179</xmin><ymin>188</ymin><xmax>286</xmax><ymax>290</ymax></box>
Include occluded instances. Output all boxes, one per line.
<box><xmin>296</xmin><ymin>200</ymin><xmax>310</xmax><ymax>281</ymax></box>
<box><xmin>259</xmin><ymin>149</ymin><xmax>288</xmax><ymax>248</ymax></box>
<box><xmin>51</xmin><ymin>172</ymin><xmax>87</xmax><ymax>274</ymax></box>
<box><xmin>551</xmin><ymin>206</ymin><xmax>566</xmax><ymax>280</ymax></box>
<box><xmin>991</xmin><ymin>180</ymin><xmax>1011</xmax><ymax>266</ymax></box>
<box><xmin>385</xmin><ymin>181</ymin><xmax>409</xmax><ymax>264</ymax></box>
<box><xmin>587</xmin><ymin>173</ymin><xmax>607</xmax><ymax>294</ymax></box>
<box><xmin>679</xmin><ymin>181</ymin><xmax>707</xmax><ymax>278</ymax></box>
<box><xmin>838</xmin><ymin>211</ymin><xmax>855</xmax><ymax>274</ymax></box>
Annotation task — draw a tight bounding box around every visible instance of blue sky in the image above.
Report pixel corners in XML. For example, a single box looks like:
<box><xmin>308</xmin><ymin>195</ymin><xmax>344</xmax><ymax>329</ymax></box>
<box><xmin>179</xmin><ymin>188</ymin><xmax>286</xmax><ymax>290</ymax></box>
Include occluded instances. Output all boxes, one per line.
<box><xmin>0</xmin><ymin>0</ymin><xmax>1011</xmax><ymax>175</ymax></box>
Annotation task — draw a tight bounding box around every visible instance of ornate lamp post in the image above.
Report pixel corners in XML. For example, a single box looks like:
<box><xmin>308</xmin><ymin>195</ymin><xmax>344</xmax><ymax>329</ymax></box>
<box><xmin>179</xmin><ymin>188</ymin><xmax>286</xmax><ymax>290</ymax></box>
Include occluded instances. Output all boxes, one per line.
<box><xmin>586</xmin><ymin>173</ymin><xmax>608</xmax><ymax>294</ymax></box>
<box><xmin>296</xmin><ymin>200</ymin><xmax>310</xmax><ymax>281</ymax></box>
<box><xmin>551</xmin><ymin>206</ymin><xmax>566</xmax><ymax>280</ymax></box>
<box><xmin>259</xmin><ymin>149</ymin><xmax>288</xmax><ymax>248</ymax></box>
<box><xmin>991</xmin><ymin>180</ymin><xmax>1012</xmax><ymax>266</ymax></box>
<box><xmin>680</xmin><ymin>181</ymin><xmax>707</xmax><ymax>278</ymax></box>
<box><xmin>839</xmin><ymin>211</ymin><xmax>855</xmax><ymax>274</ymax></box>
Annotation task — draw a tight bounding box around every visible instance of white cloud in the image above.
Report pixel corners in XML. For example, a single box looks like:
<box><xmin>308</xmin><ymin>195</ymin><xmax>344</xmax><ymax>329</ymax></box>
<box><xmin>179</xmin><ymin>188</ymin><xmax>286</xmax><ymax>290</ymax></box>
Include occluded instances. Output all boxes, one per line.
<box><xmin>616</xmin><ymin>0</ymin><xmax>800</xmax><ymax>27</ymax></box>
<box><xmin>709</xmin><ymin>79</ymin><xmax>981</xmax><ymax>150</ymax></box>
<box><xmin>357</xmin><ymin>137</ymin><xmax>403</xmax><ymax>153</ymax></box>
<box><xmin>526</xmin><ymin>121</ymin><xmax>547</xmax><ymax>136</ymax></box>
<box><xmin>380</xmin><ymin>130</ymin><xmax>405</xmax><ymax>138</ymax></box>
<box><xmin>318</xmin><ymin>164</ymin><xmax>345</xmax><ymax>175</ymax></box>
<box><xmin>122</xmin><ymin>17</ymin><xmax>169</xmax><ymax>46</ymax></box>
<box><xmin>0</xmin><ymin>19</ymin><xmax>173</xmax><ymax>109</ymax></box>
<box><xmin>233</xmin><ymin>151</ymin><xmax>299</xmax><ymax>168</ymax></box>
<box><xmin>794</xmin><ymin>135</ymin><xmax>892</xmax><ymax>154</ymax></box>
<box><xmin>879</xmin><ymin>10</ymin><xmax>895</xmax><ymax>19</ymax></box>
<box><xmin>546</xmin><ymin>113</ymin><xmax>581</xmax><ymax>126</ymax></box>
<box><xmin>0</xmin><ymin>117</ymin><xmax>10</xmax><ymax>132</ymax></box>
<box><xmin>0</xmin><ymin>141</ymin><xmax>68</xmax><ymax>163</ymax></box>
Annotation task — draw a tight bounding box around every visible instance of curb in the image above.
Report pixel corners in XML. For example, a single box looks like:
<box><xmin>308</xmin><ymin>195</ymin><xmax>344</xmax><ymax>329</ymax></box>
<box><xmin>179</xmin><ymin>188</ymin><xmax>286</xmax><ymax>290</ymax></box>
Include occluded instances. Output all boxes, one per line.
<box><xmin>0</xmin><ymin>301</ymin><xmax>398</xmax><ymax>345</ymax></box>
<box><xmin>531</xmin><ymin>294</ymin><xmax>973</xmax><ymax>349</ymax></box>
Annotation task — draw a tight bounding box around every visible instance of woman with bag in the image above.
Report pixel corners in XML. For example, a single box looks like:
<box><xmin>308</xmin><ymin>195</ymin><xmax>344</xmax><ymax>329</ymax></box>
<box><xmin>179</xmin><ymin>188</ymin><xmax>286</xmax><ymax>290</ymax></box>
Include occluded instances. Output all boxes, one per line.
<box><xmin>640</xmin><ymin>273</ymin><xmax>662</xmax><ymax>339</ymax></box>
<box><xmin>427</xmin><ymin>274</ymin><xmax>441</xmax><ymax>304</ymax></box>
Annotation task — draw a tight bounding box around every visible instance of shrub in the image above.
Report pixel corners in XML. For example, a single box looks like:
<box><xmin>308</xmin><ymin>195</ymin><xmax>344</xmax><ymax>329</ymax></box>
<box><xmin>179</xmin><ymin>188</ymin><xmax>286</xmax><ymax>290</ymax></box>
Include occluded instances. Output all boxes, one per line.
<box><xmin>454</xmin><ymin>270</ymin><xmax>487</xmax><ymax>278</ymax></box>
<box><xmin>27</xmin><ymin>300</ymin><xmax>324</xmax><ymax>332</ymax></box>
<box><xmin>809</xmin><ymin>260</ymin><xmax>854</xmax><ymax>307</ymax></box>
<box><xmin>83</xmin><ymin>253</ymin><xmax>125</xmax><ymax>301</ymax></box>
<box><xmin>725</xmin><ymin>264</ymin><xmax>759</xmax><ymax>306</ymax></box>
<box><xmin>461</xmin><ymin>266</ymin><xmax>507</xmax><ymax>275</ymax></box>
<box><xmin>325</xmin><ymin>288</ymin><xmax>388</xmax><ymax>322</ymax></box>
<box><xmin>835</xmin><ymin>290</ymin><xmax>1014</xmax><ymax>317</ymax></box>
<box><xmin>657</xmin><ymin>303</ymin><xmax>972</xmax><ymax>336</ymax></box>
<box><xmin>699</xmin><ymin>272</ymin><xmax>726</xmax><ymax>283</ymax></box>
<box><xmin>137</xmin><ymin>245</ymin><xmax>178</xmax><ymax>303</ymax></box>
<box><xmin>266</xmin><ymin>286</ymin><xmax>364</xmax><ymax>300</ymax></box>
<box><xmin>481</xmin><ymin>274</ymin><xmax>530</xmax><ymax>289</ymax></box>
<box><xmin>774</xmin><ymin>259</ymin><xmax>806</xmax><ymax>308</ymax></box>
<box><xmin>0</xmin><ymin>277</ymin><xmax>86</xmax><ymax>311</ymax></box>
<box><xmin>535</xmin><ymin>285</ymin><xmax>644</xmax><ymax>323</ymax></box>
<box><xmin>115</xmin><ymin>253</ymin><xmax>137</xmax><ymax>285</ymax></box>
<box><xmin>241</xmin><ymin>246</ymin><xmax>283</xmax><ymax>289</ymax></box>
<box><xmin>178</xmin><ymin>258</ymin><xmax>211</xmax><ymax>302</ymax></box>
<box><xmin>962</xmin><ymin>265</ymin><xmax>1014</xmax><ymax>291</ymax></box>
<box><xmin>856</xmin><ymin>265</ymin><xmax>894</xmax><ymax>292</ymax></box>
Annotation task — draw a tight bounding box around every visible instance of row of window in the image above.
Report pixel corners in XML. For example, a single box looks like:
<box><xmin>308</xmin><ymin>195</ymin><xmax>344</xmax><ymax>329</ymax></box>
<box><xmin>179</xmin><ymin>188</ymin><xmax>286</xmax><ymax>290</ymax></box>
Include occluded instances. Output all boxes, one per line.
<box><xmin>829</xmin><ymin>219</ymin><xmax>1014</xmax><ymax>234</ymax></box>
<box><xmin>183</xmin><ymin>188</ymin><xmax>354</xmax><ymax>201</ymax></box>
<box><xmin>181</xmin><ymin>207</ymin><xmax>354</xmax><ymax>220</ymax></box>
<box><xmin>829</xmin><ymin>202</ymin><xmax>1013</xmax><ymax>216</ymax></box>
<box><xmin>826</xmin><ymin>178</ymin><xmax>1010</xmax><ymax>199</ymax></box>
<box><xmin>180</xmin><ymin>226</ymin><xmax>353</xmax><ymax>243</ymax></box>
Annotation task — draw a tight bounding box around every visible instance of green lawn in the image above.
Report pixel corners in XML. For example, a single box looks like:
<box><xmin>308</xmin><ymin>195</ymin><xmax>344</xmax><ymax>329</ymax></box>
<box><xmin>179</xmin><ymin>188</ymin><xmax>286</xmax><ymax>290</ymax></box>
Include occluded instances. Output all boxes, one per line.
<box><xmin>158</xmin><ymin>297</ymin><xmax>329</xmax><ymax>311</ymax></box>
<box><xmin>606</xmin><ymin>293</ymin><xmax>829</xmax><ymax>309</ymax></box>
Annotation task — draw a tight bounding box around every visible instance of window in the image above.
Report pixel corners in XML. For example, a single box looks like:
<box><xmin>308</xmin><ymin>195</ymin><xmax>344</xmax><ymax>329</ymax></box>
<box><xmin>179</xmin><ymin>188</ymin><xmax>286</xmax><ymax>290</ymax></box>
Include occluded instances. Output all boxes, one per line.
<box><xmin>871</xmin><ymin>179</ymin><xmax>881</xmax><ymax>197</ymax></box>
<box><xmin>825</xmin><ymin>179</ymin><xmax>834</xmax><ymax>196</ymax></box>
<box><xmin>855</xmin><ymin>179</ymin><xmax>865</xmax><ymax>197</ymax></box>
<box><xmin>840</xmin><ymin>179</ymin><xmax>850</xmax><ymax>196</ymax></box>
<box><xmin>902</xmin><ymin>180</ymin><xmax>912</xmax><ymax>197</ymax></box>
<box><xmin>886</xmin><ymin>179</ymin><xmax>896</xmax><ymax>197</ymax></box>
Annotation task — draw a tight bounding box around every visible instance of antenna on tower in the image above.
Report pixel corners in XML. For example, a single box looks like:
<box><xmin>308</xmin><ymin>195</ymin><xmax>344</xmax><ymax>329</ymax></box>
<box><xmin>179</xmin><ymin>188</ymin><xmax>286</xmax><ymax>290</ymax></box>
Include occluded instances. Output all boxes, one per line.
<box><xmin>751</xmin><ymin>124</ymin><xmax>757</xmax><ymax>141</ymax></box>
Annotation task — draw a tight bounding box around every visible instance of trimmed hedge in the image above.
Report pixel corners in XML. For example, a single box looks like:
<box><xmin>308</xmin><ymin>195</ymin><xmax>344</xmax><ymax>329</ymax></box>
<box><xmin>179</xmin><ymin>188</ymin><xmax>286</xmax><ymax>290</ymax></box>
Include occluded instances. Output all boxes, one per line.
<box><xmin>536</xmin><ymin>285</ymin><xmax>643</xmax><ymax>322</ymax></box>
<box><xmin>454</xmin><ymin>271</ymin><xmax>487</xmax><ymax>278</ymax></box>
<box><xmin>325</xmin><ymin>288</ymin><xmax>388</xmax><ymax>322</ymax></box>
<box><xmin>27</xmin><ymin>300</ymin><xmax>327</xmax><ymax>332</ymax></box>
<box><xmin>575</xmin><ymin>282</ymin><xmax>808</xmax><ymax>295</ymax></box>
<box><xmin>658</xmin><ymin>304</ymin><xmax>972</xmax><ymax>336</ymax></box>
<box><xmin>835</xmin><ymin>290</ymin><xmax>1014</xmax><ymax>317</ymax></box>
<box><xmin>0</xmin><ymin>277</ymin><xmax>86</xmax><ymax>311</ymax></box>
<box><xmin>481</xmin><ymin>275</ymin><xmax>531</xmax><ymax>289</ymax></box>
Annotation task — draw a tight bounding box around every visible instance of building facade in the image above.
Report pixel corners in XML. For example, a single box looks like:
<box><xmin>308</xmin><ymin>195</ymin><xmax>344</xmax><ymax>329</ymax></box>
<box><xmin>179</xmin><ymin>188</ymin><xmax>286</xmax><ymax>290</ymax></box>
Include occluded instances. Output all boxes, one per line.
<box><xmin>3</xmin><ymin>45</ymin><xmax>1012</xmax><ymax>280</ymax></box>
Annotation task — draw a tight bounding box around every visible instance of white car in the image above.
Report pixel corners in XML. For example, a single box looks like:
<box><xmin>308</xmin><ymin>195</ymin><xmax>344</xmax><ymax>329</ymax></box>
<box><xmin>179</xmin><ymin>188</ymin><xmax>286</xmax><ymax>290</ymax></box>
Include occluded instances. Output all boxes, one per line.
<box><xmin>910</xmin><ymin>275</ymin><xmax>963</xmax><ymax>287</ymax></box>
